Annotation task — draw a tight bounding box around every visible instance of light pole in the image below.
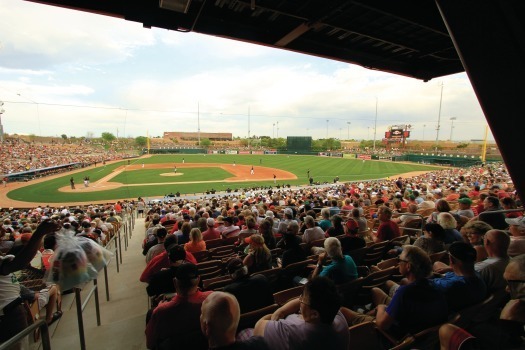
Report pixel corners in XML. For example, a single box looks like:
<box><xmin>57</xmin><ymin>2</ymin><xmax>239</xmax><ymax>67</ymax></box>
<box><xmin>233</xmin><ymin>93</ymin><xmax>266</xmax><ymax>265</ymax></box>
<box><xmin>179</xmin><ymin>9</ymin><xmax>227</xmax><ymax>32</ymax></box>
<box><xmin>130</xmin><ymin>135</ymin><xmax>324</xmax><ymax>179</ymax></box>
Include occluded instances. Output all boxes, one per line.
<box><xmin>435</xmin><ymin>82</ymin><xmax>444</xmax><ymax>151</ymax></box>
<box><xmin>276</xmin><ymin>121</ymin><xmax>279</xmax><ymax>138</ymax></box>
<box><xmin>422</xmin><ymin>124</ymin><xmax>426</xmax><ymax>140</ymax></box>
<box><xmin>367</xmin><ymin>126</ymin><xmax>370</xmax><ymax>140</ymax></box>
<box><xmin>449</xmin><ymin>117</ymin><xmax>456</xmax><ymax>140</ymax></box>
<box><xmin>326</xmin><ymin>120</ymin><xmax>329</xmax><ymax>138</ymax></box>
<box><xmin>373</xmin><ymin>97</ymin><xmax>378</xmax><ymax>151</ymax></box>
<box><xmin>347</xmin><ymin>121</ymin><xmax>351</xmax><ymax>140</ymax></box>
<box><xmin>272</xmin><ymin>123</ymin><xmax>275</xmax><ymax>138</ymax></box>
<box><xmin>0</xmin><ymin>101</ymin><xmax>4</xmax><ymax>142</ymax></box>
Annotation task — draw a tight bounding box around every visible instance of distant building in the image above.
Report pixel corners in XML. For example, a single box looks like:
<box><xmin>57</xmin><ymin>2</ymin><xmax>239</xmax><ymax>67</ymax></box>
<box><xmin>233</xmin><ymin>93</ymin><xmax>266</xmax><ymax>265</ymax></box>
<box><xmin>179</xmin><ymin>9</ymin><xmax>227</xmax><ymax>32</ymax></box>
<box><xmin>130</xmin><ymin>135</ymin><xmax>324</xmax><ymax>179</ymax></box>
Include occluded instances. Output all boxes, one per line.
<box><xmin>163</xmin><ymin>131</ymin><xmax>232</xmax><ymax>141</ymax></box>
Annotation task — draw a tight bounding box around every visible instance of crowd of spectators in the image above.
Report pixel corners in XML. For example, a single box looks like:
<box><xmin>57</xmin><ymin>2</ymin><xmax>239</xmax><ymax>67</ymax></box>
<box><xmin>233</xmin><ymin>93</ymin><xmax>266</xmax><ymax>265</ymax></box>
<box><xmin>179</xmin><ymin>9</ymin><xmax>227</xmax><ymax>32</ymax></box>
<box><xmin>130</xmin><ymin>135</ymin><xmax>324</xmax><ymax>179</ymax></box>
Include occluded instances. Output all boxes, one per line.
<box><xmin>0</xmin><ymin>139</ymin><xmax>129</xmax><ymax>175</ymax></box>
<box><xmin>136</xmin><ymin>161</ymin><xmax>524</xmax><ymax>349</ymax></box>
<box><xmin>1</xmin><ymin>159</ymin><xmax>523</xmax><ymax>349</ymax></box>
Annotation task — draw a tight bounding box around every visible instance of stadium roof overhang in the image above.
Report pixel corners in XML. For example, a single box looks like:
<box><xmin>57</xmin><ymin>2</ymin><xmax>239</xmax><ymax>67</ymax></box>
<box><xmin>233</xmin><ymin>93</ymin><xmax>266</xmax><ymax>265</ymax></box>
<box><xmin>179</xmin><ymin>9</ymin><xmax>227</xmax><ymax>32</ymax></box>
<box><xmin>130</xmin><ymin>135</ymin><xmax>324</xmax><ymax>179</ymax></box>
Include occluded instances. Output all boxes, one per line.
<box><xmin>23</xmin><ymin>0</ymin><xmax>525</xmax><ymax>199</ymax></box>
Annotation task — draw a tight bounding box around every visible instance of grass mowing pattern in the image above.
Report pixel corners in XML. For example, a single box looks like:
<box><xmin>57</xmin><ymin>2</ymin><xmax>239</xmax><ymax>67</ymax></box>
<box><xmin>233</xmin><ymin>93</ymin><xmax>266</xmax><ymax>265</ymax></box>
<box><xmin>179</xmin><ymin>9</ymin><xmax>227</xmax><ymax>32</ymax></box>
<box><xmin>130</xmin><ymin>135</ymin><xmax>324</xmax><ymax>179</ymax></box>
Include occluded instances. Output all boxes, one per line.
<box><xmin>7</xmin><ymin>154</ymin><xmax>443</xmax><ymax>203</ymax></box>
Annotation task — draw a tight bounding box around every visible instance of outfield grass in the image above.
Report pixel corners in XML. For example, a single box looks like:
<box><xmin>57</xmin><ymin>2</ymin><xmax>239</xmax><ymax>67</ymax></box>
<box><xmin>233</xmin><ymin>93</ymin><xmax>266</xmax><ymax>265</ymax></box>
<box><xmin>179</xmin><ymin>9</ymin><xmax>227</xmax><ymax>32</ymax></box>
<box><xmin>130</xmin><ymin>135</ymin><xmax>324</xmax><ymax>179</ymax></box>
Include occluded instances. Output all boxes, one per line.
<box><xmin>7</xmin><ymin>154</ymin><xmax>443</xmax><ymax>203</ymax></box>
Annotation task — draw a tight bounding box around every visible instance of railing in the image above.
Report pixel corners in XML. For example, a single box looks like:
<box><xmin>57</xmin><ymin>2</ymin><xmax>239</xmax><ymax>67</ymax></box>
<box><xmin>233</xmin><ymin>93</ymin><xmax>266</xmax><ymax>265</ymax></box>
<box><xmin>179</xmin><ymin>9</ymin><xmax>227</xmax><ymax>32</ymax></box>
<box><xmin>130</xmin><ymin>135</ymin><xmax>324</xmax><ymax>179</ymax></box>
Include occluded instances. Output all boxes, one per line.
<box><xmin>0</xmin><ymin>319</ymin><xmax>51</xmax><ymax>350</ymax></box>
<box><xmin>74</xmin><ymin>279</ymin><xmax>101</xmax><ymax>350</ymax></box>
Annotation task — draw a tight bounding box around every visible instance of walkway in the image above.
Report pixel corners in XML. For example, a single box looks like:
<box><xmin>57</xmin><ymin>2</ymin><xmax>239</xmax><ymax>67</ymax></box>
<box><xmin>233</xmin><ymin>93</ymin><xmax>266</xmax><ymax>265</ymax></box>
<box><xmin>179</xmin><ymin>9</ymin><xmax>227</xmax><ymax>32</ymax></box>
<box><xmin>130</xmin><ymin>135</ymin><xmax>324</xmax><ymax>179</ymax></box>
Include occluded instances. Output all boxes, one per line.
<box><xmin>41</xmin><ymin>215</ymin><xmax>148</xmax><ymax>350</ymax></box>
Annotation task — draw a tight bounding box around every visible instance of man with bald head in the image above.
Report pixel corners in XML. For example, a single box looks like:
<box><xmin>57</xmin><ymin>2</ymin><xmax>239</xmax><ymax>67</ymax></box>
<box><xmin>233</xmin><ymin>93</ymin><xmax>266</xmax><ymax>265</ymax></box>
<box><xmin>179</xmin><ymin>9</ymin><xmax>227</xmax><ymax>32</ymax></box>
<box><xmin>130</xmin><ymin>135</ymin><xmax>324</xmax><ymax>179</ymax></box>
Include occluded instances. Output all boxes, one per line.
<box><xmin>474</xmin><ymin>229</ymin><xmax>510</xmax><ymax>294</ymax></box>
<box><xmin>200</xmin><ymin>292</ymin><xmax>268</xmax><ymax>349</ymax></box>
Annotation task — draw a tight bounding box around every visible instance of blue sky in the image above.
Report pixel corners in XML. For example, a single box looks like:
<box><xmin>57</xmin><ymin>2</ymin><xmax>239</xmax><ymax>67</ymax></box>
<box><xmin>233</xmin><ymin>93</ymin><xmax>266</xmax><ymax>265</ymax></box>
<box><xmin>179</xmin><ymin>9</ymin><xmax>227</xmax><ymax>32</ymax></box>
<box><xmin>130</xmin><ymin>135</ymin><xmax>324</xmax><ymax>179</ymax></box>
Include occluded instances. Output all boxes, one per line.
<box><xmin>0</xmin><ymin>0</ymin><xmax>494</xmax><ymax>142</ymax></box>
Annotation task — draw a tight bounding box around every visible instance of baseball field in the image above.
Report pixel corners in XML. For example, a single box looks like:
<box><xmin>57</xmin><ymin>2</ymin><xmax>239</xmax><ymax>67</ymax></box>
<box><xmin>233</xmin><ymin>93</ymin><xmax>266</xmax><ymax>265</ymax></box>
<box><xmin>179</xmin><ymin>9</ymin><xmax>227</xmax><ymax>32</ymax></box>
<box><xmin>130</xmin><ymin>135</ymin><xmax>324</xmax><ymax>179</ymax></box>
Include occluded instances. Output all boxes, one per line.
<box><xmin>2</xmin><ymin>154</ymin><xmax>444</xmax><ymax>206</ymax></box>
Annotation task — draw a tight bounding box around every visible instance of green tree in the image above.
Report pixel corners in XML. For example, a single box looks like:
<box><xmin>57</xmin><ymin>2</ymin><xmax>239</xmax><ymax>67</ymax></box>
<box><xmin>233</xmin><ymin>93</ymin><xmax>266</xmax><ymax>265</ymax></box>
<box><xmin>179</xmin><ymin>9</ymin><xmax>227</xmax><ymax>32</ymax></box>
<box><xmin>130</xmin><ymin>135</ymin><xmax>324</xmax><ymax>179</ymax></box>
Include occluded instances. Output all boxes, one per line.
<box><xmin>135</xmin><ymin>136</ymin><xmax>148</xmax><ymax>147</ymax></box>
<box><xmin>61</xmin><ymin>134</ymin><xmax>68</xmax><ymax>140</ymax></box>
<box><xmin>200</xmin><ymin>138</ymin><xmax>212</xmax><ymax>148</ymax></box>
<box><xmin>101</xmin><ymin>132</ymin><xmax>116</xmax><ymax>143</ymax></box>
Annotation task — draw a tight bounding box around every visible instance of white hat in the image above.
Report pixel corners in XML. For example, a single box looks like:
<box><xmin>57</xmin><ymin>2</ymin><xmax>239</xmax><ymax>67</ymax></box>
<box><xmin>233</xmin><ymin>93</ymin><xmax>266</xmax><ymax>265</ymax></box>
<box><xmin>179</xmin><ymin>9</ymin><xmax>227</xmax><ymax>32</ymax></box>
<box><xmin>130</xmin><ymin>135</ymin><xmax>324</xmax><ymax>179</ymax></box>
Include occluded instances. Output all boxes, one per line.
<box><xmin>265</xmin><ymin>210</ymin><xmax>274</xmax><ymax>218</ymax></box>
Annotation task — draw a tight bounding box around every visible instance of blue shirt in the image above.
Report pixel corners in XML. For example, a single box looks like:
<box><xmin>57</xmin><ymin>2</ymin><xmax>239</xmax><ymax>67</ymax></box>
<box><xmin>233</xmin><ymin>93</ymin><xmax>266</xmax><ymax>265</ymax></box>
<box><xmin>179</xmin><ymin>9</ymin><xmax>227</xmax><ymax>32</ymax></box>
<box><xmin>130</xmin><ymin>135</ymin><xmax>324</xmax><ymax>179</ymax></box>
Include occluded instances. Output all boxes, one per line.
<box><xmin>430</xmin><ymin>272</ymin><xmax>487</xmax><ymax>311</ymax></box>
<box><xmin>386</xmin><ymin>279</ymin><xmax>448</xmax><ymax>338</ymax></box>
<box><xmin>319</xmin><ymin>255</ymin><xmax>358</xmax><ymax>284</ymax></box>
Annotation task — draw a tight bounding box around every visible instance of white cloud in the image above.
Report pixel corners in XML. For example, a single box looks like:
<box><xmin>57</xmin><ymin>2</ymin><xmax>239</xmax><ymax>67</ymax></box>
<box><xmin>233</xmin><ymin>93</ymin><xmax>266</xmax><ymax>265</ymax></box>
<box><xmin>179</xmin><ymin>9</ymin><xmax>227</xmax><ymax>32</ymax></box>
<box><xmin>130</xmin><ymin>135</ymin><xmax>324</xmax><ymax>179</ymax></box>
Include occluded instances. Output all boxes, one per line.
<box><xmin>0</xmin><ymin>0</ymin><xmax>492</xmax><ymax>143</ymax></box>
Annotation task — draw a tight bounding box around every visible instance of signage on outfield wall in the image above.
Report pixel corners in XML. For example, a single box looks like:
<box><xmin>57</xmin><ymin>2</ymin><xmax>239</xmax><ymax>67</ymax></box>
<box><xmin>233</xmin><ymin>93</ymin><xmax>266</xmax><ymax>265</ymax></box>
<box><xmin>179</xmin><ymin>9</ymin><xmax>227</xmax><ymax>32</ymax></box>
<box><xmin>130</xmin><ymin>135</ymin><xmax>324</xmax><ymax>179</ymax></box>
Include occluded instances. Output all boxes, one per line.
<box><xmin>251</xmin><ymin>151</ymin><xmax>264</xmax><ymax>155</ymax></box>
<box><xmin>343</xmin><ymin>154</ymin><xmax>356</xmax><ymax>159</ymax></box>
<box><xmin>357</xmin><ymin>154</ymin><xmax>372</xmax><ymax>160</ymax></box>
<box><xmin>318</xmin><ymin>152</ymin><xmax>329</xmax><ymax>156</ymax></box>
<box><xmin>226</xmin><ymin>150</ymin><xmax>238</xmax><ymax>154</ymax></box>
<box><xmin>238</xmin><ymin>151</ymin><xmax>250</xmax><ymax>155</ymax></box>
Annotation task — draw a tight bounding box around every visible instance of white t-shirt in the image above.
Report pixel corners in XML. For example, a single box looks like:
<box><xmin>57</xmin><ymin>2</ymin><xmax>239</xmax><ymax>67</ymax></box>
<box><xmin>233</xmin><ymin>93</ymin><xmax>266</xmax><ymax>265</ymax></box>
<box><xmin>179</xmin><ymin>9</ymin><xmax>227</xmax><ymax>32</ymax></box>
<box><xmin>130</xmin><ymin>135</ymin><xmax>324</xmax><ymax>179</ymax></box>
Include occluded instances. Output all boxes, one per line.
<box><xmin>0</xmin><ymin>255</ymin><xmax>21</xmax><ymax>315</ymax></box>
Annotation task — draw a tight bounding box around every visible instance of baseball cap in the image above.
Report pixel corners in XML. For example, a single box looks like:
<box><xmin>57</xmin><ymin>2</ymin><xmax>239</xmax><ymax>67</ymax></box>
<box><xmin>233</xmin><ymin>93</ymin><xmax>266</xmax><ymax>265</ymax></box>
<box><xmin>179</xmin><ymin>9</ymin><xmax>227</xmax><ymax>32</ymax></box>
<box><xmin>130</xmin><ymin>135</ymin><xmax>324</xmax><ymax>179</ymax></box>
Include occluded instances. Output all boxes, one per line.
<box><xmin>448</xmin><ymin>242</ymin><xmax>477</xmax><ymax>263</ymax></box>
<box><xmin>505</xmin><ymin>216</ymin><xmax>525</xmax><ymax>228</ymax></box>
<box><xmin>458</xmin><ymin>197</ymin><xmax>472</xmax><ymax>205</ymax></box>
<box><xmin>265</xmin><ymin>210</ymin><xmax>274</xmax><ymax>218</ymax></box>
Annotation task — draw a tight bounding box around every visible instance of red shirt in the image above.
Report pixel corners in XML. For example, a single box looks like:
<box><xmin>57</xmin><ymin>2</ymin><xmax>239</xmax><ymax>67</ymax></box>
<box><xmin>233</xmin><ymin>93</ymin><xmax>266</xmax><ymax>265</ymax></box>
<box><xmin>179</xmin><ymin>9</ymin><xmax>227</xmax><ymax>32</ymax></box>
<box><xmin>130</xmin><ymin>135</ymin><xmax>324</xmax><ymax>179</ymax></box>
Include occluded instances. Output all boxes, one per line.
<box><xmin>202</xmin><ymin>227</ymin><xmax>221</xmax><ymax>241</ymax></box>
<box><xmin>376</xmin><ymin>220</ymin><xmax>401</xmax><ymax>242</ymax></box>
<box><xmin>145</xmin><ymin>290</ymin><xmax>213</xmax><ymax>349</ymax></box>
<box><xmin>140</xmin><ymin>251</ymin><xmax>197</xmax><ymax>283</ymax></box>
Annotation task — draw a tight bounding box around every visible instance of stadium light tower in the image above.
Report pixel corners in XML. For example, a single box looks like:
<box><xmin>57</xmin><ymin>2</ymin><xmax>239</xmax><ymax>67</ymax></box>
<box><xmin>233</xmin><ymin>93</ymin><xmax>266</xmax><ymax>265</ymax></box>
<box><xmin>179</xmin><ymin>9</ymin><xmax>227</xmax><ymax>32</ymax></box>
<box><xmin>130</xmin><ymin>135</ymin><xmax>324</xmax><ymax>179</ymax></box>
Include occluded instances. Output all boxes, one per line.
<box><xmin>326</xmin><ymin>119</ymin><xmax>329</xmax><ymax>138</ymax></box>
<box><xmin>347</xmin><ymin>121</ymin><xmax>351</xmax><ymax>140</ymax></box>
<box><xmin>435</xmin><ymin>82</ymin><xmax>444</xmax><ymax>152</ymax></box>
<box><xmin>423</xmin><ymin>124</ymin><xmax>426</xmax><ymax>140</ymax></box>
<box><xmin>0</xmin><ymin>101</ymin><xmax>4</xmax><ymax>142</ymax></box>
<box><xmin>449</xmin><ymin>117</ymin><xmax>456</xmax><ymax>141</ymax></box>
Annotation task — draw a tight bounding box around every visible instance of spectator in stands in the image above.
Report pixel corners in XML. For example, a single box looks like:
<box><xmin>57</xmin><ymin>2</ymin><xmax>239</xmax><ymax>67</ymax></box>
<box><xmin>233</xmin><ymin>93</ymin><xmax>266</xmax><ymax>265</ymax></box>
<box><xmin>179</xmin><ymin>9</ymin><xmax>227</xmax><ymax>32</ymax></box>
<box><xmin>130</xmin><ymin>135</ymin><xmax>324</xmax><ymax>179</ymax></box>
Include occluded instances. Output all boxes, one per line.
<box><xmin>221</xmin><ymin>216</ymin><xmax>240</xmax><ymax>239</ymax></box>
<box><xmin>200</xmin><ymin>292</ymin><xmax>269</xmax><ymax>350</ymax></box>
<box><xmin>328</xmin><ymin>199</ymin><xmax>341</xmax><ymax>217</ymax></box>
<box><xmin>472</xmin><ymin>196</ymin><xmax>508</xmax><ymax>230</ymax></box>
<box><xmin>243</xmin><ymin>234</ymin><xmax>272</xmax><ymax>274</ymax></box>
<box><xmin>254</xmin><ymin>276</ymin><xmax>349</xmax><ymax>350</ymax></box>
<box><xmin>222</xmin><ymin>258</ymin><xmax>274</xmax><ymax>313</ymax></box>
<box><xmin>346</xmin><ymin>246</ymin><xmax>448</xmax><ymax>339</ymax></box>
<box><xmin>139</xmin><ymin>235</ymin><xmax>197</xmax><ymax>283</ymax></box>
<box><xmin>427</xmin><ymin>199</ymin><xmax>460</xmax><ymax>224</ymax></box>
<box><xmin>0</xmin><ymin>220</ymin><xmax>60</xmax><ymax>347</ymax></box>
<box><xmin>202</xmin><ymin>217</ymin><xmax>220</xmax><ymax>241</ymax></box>
<box><xmin>325</xmin><ymin>215</ymin><xmax>345</xmax><ymax>237</ymax></box>
<box><xmin>318</xmin><ymin>208</ymin><xmax>332</xmax><ymax>231</ymax></box>
<box><xmin>259</xmin><ymin>219</ymin><xmax>276</xmax><ymax>250</ymax></box>
<box><xmin>371</xmin><ymin>206</ymin><xmax>400</xmax><ymax>243</ymax></box>
<box><xmin>430</xmin><ymin>242</ymin><xmax>487</xmax><ymax>312</ymax></box>
<box><xmin>312</xmin><ymin>237</ymin><xmax>357</xmax><ymax>284</ymax></box>
<box><xmin>506</xmin><ymin>216</ymin><xmax>525</xmax><ymax>257</ymax></box>
<box><xmin>145</xmin><ymin>263</ymin><xmax>212</xmax><ymax>349</ymax></box>
<box><xmin>474</xmin><ymin>229</ymin><xmax>510</xmax><ymax>294</ymax></box>
<box><xmin>302</xmin><ymin>215</ymin><xmax>325</xmax><ymax>244</ymax></box>
<box><xmin>501</xmin><ymin>197</ymin><xmax>520</xmax><ymax>218</ymax></box>
<box><xmin>454</xmin><ymin>197</ymin><xmax>475</xmax><ymax>218</ymax></box>
<box><xmin>278</xmin><ymin>223</ymin><xmax>307</xmax><ymax>268</ymax></box>
<box><xmin>413</xmin><ymin>223</ymin><xmax>446</xmax><ymax>255</ymax></box>
<box><xmin>277</xmin><ymin>208</ymin><xmax>296</xmax><ymax>234</ymax></box>
<box><xmin>461</xmin><ymin>220</ymin><xmax>492</xmax><ymax>262</ymax></box>
<box><xmin>418</xmin><ymin>193</ymin><xmax>436</xmax><ymax>210</ymax></box>
<box><xmin>145</xmin><ymin>227</ymin><xmax>168</xmax><ymax>263</ymax></box>
<box><xmin>184</xmin><ymin>228</ymin><xmax>206</xmax><ymax>253</ymax></box>
<box><xmin>393</xmin><ymin>203</ymin><xmax>418</xmax><ymax>226</ymax></box>
<box><xmin>437</xmin><ymin>212</ymin><xmax>463</xmax><ymax>245</ymax></box>
<box><xmin>176</xmin><ymin>222</ymin><xmax>192</xmax><ymax>245</ymax></box>
<box><xmin>237</xmin><ymin>216</ymin><xmax>258</xmax><ymax>248</ymax></box>
<box><xmin>146</xmin><ymin>244</ymin><xmax>187</xmax><ymax>299</ymax></box>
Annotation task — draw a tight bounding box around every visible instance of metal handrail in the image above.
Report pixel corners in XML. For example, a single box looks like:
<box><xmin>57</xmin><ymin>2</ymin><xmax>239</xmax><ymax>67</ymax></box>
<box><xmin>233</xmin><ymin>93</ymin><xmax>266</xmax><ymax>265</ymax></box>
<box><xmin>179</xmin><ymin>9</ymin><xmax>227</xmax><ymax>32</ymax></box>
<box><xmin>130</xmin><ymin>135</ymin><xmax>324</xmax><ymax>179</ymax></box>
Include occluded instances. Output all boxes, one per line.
<box><xmin>0</xmin><ymin>319</ymin><xmax>51</xmax><ymax>350</ymax></box>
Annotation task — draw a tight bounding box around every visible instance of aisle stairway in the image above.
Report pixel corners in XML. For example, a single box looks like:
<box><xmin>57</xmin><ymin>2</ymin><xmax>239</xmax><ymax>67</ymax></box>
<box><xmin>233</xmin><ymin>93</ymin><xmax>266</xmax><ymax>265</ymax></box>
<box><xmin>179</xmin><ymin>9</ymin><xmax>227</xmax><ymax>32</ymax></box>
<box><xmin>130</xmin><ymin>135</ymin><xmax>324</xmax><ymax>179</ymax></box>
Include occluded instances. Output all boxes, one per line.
<box><xmin>43</xmin><ymin>217</ymin><xmax>148</xmax><ymax>350</ymax></box>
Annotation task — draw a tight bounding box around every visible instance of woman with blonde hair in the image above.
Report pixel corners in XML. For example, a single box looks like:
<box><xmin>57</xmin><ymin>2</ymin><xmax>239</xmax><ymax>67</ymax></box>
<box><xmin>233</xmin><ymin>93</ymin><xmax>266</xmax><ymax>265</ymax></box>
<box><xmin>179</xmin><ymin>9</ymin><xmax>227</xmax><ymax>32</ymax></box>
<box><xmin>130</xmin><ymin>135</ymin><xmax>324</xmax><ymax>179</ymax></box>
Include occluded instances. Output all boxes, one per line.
<box><xmin>184</xmin><ymin>228</ymin><xmax>206</xmax><ymax>253</ymax></box>
<box><xmin>437</xmin><ymin>212</ymin><xmax>463</xmax><ymax>245</ymax></box>
<box><xmin>243</xmin><ymin>234</ymin><xmax>272</xmax><ymax>273</ymax></box>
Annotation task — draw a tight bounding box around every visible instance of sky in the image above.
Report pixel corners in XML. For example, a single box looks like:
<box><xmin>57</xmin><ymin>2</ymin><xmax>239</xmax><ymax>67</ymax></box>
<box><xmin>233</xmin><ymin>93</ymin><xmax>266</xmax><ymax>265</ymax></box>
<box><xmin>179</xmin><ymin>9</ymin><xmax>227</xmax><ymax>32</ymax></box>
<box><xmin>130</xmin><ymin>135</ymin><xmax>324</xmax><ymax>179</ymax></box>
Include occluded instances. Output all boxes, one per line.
<box><xmin>0</xmin><ymin>0</ymin><xmax>494</xmax><ymax>142</ymax></box>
